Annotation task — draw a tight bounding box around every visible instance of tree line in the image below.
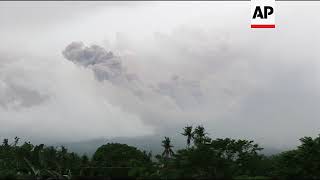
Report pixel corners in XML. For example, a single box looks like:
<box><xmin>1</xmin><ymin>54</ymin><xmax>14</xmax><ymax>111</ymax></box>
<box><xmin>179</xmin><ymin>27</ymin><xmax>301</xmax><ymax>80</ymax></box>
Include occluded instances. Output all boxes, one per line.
<box><xmin>1</xmin><ymin>125</ymin><xmax>320</xmax><ymax>179</ymax></box>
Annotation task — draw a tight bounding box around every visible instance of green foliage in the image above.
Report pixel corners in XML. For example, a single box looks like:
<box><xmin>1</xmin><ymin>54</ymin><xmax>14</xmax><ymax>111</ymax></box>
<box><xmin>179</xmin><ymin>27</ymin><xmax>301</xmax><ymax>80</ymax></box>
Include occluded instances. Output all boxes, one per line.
<box><xmin>161</xmin><ymin>137</ymin><xmax>174</xmax><ymax>159</ymax></box>
<box><xmin>0</xmin><ymin>137</ymin><xmax>83</xmax><ymax>179</ymax></box>
<box><xmin>1</xmin><ymin>126</ymin><xmax>320</xmax><ymax>179</ymax></box>
<box><xmin>271</xmin><ymin>134</ymin><xmax>320</xmax><ymax>179</ymax></box>
<box><xmin>92</xmin><ymin>143</ymin><xmax>151</xmax><ymax>167</ymax></box>
<box><xmin>92</xmin><ymin>143</ymin><xmax>153</xmax><ymax>178</ymax></box>
<box><xmin>154</xmin><ymin>126</ymin><xmax>266</xmax><ymax>179</ymax></box>
<box><xmin>181</xmin><ymin>126</ymin><xmax>193</xmax><ymax>147</ymax></box>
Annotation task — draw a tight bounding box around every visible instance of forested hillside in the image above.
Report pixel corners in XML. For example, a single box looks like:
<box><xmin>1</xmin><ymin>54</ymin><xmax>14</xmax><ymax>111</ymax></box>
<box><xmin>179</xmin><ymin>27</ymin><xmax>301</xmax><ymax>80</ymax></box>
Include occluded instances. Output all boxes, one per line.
<box><xmin>1</xmin><ymin>125</ymin><xmax>319</xmax><ymax>180</ymax></box>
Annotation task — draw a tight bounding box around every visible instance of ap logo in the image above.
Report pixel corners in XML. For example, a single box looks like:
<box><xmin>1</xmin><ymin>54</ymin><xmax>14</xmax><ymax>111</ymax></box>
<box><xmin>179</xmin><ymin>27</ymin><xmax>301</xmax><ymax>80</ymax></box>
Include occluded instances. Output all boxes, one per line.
<box><xmin>251</xmin><ymin>0</ymin><xmax>275</xmax><ymax>28</ymax></box>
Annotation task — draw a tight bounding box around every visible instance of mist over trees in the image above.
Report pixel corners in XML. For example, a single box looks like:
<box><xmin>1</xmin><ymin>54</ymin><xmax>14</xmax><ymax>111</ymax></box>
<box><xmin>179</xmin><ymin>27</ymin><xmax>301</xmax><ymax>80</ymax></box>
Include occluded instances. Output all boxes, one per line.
<box><xmin>0</xmin><ymin>125</ymin><xmax>320</xmax><ymax>180</ymax></box>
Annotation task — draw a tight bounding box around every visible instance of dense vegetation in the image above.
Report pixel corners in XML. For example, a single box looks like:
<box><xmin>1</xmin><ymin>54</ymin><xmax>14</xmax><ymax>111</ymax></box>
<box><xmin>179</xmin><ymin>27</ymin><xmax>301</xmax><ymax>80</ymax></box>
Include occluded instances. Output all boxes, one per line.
<box><xmin>1</xmin><ymin>125</ymin><xmax>320</xmax><ymax>179</ymax></box>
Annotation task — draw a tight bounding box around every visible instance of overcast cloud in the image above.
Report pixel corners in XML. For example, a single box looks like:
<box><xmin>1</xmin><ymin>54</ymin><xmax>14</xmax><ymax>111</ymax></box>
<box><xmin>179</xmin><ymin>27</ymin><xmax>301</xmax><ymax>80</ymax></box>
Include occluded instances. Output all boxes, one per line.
<box><xmin>0</xmin><ymin>2</ymin><xmax>320</xmax><ymax>149</ymax></box>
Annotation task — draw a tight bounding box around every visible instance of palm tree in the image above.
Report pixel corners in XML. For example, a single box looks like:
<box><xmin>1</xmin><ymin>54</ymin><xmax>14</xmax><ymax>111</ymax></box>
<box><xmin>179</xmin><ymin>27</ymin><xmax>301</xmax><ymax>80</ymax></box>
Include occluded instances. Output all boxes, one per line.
<box><xmin>161</xmin><ymin>137</ymin><xmax>174</xmax><ymax>159</ymax></box>
<box><xmin>181</xmin><ymin>126</ymin><xmax>193</xmax><ymax>148</ymax></box>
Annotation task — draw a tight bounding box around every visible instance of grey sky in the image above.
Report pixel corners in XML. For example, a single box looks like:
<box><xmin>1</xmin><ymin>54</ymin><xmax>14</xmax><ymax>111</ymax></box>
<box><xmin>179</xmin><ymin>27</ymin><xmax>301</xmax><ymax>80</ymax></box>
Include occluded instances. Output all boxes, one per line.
<box><xmin>0</xmin><ymin>2</ymin><xmax>320</xmax><ymax>149</ymax></box>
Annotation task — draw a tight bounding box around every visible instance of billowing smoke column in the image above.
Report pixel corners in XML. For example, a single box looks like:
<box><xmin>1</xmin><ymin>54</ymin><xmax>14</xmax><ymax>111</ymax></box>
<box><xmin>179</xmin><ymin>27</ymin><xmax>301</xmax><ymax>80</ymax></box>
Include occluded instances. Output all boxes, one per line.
<box><xmin>156</xmin><ymin>75</ymin><xmax>204</xmax><ymax>110</ymax></box>
<box><xmin>62</xmin><ymin>42</ymin><xmax>124</xmax><ymax>82</ymax></box>
<box><xmin>62</xmin><ymin>42</ymin><xmax>205</xmax><ymax>110</ymax></box>
<box><xmin>62</xmin><ymin>42</ymin><xmax>148</xmax><ymax>99</ymax></box>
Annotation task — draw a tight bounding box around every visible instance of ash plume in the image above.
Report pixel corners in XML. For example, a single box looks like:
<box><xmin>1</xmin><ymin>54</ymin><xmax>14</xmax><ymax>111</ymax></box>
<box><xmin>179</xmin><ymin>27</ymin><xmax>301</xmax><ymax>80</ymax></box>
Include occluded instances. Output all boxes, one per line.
<box><xmin>62</xmin><ymin>42</ymin><xmax>207</xmax><ymax>111</ymax></box>
<box><xmin>63</xmin><ymin>42</ymin><xmax>123</xmax><ymax>82</ymax></box>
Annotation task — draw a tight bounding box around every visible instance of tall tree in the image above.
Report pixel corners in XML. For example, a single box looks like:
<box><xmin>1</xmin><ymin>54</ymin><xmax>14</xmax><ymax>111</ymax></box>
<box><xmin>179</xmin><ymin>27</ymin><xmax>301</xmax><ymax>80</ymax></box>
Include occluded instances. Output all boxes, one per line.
<box><xmin>181</xmin><ymin>126</ymin><xmax>193</xmax><ymax>148</ymax></box>
<box><xmin>161</xmin><ymin>137</ymin><xmax>174</xmax><ymax>159</ymax></box>
<box><xmin>193</xmin><ymin>125</ymin><xmax>210</xmax><ymax>146</ymax></box>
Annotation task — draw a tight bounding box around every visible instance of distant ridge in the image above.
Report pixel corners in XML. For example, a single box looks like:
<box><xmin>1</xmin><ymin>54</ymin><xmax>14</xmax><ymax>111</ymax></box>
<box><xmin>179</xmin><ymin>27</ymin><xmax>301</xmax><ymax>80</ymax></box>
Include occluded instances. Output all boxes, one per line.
<box><xmin>56</xmin><ymin>135</ymin><xmax>282</xmax><ymax>157</ymax></box>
